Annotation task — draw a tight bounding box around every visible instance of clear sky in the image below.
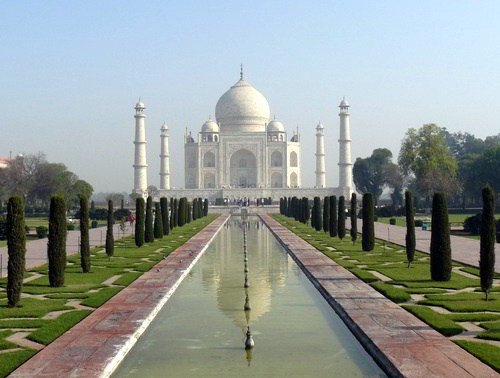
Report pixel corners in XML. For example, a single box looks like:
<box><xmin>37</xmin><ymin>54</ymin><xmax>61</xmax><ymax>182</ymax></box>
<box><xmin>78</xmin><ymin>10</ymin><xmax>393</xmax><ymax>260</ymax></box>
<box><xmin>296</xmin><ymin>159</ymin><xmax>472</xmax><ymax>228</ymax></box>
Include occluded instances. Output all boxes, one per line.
<box><xmin>1</xmin><ymin>1</ymin><xmax>499</xmax><ymax>192</ymax></box>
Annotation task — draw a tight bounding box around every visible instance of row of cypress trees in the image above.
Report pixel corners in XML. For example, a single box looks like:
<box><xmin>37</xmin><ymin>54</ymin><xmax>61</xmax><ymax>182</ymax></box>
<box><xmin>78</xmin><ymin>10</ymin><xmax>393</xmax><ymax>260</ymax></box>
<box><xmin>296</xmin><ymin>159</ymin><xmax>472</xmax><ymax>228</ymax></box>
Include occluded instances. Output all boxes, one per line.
<box><xmin>134</xmin><ymin>196</ymin><xmax>209</xmax><ymax>247</ymax></box>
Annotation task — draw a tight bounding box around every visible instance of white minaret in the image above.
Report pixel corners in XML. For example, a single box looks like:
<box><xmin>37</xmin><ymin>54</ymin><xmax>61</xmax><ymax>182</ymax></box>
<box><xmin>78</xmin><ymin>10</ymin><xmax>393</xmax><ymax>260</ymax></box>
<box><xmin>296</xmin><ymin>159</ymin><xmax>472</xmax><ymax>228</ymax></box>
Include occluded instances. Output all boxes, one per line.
<box><xmin>159</xmin><ymin>122</ymin><xmax>170</xmax><ymax>190</ymax></box>
<box><xmin>133</xmin><ymin>100</ymin><xmax>148</xmax><ymax>197</ymax></box>
<box><xmin>315</xmin><ymin>122</ymin><xmax>326</xmax><ymax>188</ymax></box>
<box><xmin>338</xmin><ymin>97</ymin><xmax>353</xmax><ymax>193</ymax></box>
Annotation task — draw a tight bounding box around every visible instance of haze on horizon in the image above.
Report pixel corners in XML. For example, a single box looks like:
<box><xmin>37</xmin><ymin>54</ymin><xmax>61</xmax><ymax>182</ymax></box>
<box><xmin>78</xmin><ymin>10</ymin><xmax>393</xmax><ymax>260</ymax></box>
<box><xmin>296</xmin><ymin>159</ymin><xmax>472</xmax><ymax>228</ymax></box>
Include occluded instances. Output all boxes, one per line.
<box><xmin>1</xmin><ymin>1</ymin><xmax>499</xmax><ymax>193</ymax></box>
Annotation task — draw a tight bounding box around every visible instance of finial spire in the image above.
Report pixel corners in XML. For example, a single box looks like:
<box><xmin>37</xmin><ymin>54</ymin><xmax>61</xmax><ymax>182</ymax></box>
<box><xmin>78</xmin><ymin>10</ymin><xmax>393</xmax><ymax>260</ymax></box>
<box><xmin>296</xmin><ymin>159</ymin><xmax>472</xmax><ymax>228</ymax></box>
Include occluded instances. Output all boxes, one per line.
<box><xmin>240</xmin><ymin>64</ymin><xmax>243</xmax><ymax>80</ymax></box>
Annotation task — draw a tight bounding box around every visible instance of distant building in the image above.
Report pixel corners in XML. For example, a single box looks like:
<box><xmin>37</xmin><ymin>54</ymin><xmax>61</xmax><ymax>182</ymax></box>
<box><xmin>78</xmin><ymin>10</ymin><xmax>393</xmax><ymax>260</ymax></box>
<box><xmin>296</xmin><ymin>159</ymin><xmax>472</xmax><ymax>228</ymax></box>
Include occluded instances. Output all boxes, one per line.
<box><xmin>0</xmin><ymin>157</ymin><xmax>10</xmax><ymax>169</ymax></box>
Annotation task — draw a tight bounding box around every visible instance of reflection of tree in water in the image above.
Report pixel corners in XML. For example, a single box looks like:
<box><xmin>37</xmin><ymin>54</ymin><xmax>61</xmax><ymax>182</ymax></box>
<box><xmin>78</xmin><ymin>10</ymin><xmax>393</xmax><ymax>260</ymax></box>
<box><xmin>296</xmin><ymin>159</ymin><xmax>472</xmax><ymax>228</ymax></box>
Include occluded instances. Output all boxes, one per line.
<box><xmin>200</xmin><ymin>218</ymin><xmax>289</xmax><ymax>330</ymax></box>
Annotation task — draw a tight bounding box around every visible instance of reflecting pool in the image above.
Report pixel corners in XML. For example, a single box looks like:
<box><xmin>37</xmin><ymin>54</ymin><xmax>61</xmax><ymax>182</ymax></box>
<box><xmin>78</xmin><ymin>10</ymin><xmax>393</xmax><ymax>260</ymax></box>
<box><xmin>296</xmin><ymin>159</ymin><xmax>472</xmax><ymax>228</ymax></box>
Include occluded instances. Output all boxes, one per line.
<box><xmin>113</xmin><ymin>217</ymin><xmax>385</xmax><ymax>377</ymax></box>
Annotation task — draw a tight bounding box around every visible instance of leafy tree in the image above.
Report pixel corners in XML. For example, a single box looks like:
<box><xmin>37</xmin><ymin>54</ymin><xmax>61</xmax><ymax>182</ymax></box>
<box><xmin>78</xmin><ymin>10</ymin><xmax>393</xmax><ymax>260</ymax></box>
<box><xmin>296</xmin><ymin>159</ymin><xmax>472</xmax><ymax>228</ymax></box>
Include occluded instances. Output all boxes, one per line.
<box><xmin>154</xmin><ymin>202</ymin><xmax>163</xmax><ymax>239</ymax></box>
<box><xmin>105</xmin><ymin>200</ymin><xmax>114</xmax><ymax>257</ymax></box>
<box><xmin>405</xmin><ymin>191</ymin><xmax>416</xmax><ymax>268</ymax></box>
<box><xmin>338</xmin><ymin>196</ymin><xmax>346</xmax><ymax>239</ymax></box>
<box><xmin>353</xmin><ymin>148</ymin><xmax>396</xmax><ymax>203</ymax></box>
<box><xmin>399</xmin><ymin>124</ymin><xmax>459</xmax><ymax>202</ymax></box>
<box><xmin>350</xmin><ymin>193</ymin><xmax>357</xmax><ymax>245</ymax></box>
<box><xmin>322</xmin><ymin>196</ymin><xmax>330</xmax><ymax>233</ymax></box>
<box><xmin>313</xmin><ymin>197</ymin><xmax>321</xmax><ymax>232</ymax></box>
<box><xmin>6</xmin><ymin>196</ymin><xmax>26</xmax><ymax>307</ymax></box>
<box><xmin>160</xmin><ymin>197</ymin><xmax>170</xmax><ymax>236</ymax></box>
<box><xmin>362</xmin><ymin>193</ymin><xmax>374</xmax><ymax>251</ymax></box>
<box><xmin>430</xmin><ymin>193</ymin><xmax>451</xmax><ymax>281</ymax></box>
<box><xmin>480</xmin><ymin>187</ymin><xmax>495</xmax><ymax>300</ymax></box>
<box><xmin>79</xmin><ymin>196</ymin><xmax>90</xmax><ymax>273</ymax></box>
<box><xmin>135</xmin><ymin>198</ymin><xmax>145</xmax><ymax>247</ymax></box>
<box><xmin>145</xmin><ymin>197</ymin><xmax>154</xmax><ymax>242</ymax></box>
<box><xmin>48</xmin><ymin>196</ymin><xmax>66</xmax><ymax>287</ymax></box>
<box><xmin>329</xmin><ymin>196</ymin><xmax>337</xmax><ymax>237</ymax></box>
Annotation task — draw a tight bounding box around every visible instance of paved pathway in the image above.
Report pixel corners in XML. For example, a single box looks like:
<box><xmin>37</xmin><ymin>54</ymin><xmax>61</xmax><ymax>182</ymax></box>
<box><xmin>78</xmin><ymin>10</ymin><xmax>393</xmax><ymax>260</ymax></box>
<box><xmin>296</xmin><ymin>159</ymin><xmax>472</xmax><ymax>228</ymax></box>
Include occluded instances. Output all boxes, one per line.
<box><xmin>261</xmin><ymin>214</ymin><xmax>497</xmax><ymax>378</ymax></box>
<box><xmin>10</xmin><ymin>214</ymin><xmax>229</xmax><ymax>378</ymax></box>
<box><xmin>357</xmin><ymin>220</ymin><xmax>500</xmax><ymax>273</ymax></box>
<box><xmin>0</xmin><ymin>224</ymin><xmax>134</xmax><ymax>278</ymax></box>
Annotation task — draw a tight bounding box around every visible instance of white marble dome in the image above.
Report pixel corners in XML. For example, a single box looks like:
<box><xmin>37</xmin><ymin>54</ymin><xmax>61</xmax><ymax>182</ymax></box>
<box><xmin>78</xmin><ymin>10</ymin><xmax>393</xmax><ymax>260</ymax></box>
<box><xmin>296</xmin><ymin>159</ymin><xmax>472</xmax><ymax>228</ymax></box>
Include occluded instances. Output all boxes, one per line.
<box><xmin>267</xmin><ymin>119</ymin><xmax>285</xmax><ymax>132</ymax></box>
<box><xmin>201</xmin><ymin>118</ymin><xmax>219</xmax><ymax>133</ymax></box>
<box><xmin>215</xmin><ymin>78</ymin><xmax>270</xmax><ymax>133</ymax></box>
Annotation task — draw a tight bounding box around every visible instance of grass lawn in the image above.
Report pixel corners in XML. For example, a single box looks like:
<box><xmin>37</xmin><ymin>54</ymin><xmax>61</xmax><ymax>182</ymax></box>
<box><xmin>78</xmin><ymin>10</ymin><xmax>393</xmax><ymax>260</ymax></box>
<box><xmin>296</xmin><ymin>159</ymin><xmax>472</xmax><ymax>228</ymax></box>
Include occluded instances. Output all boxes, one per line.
<box><xmin>0</xmin><ymin>214</ymin><xmax>218</xmax><ymax>377</ymax></box>
<box><xmin>377</xmin><ymin>212</ymin><xmax>500</xmax><ymax>229</ymax></box>
<box><xmin>273</xmin><ymin>214</ymin><xmax>500</xmax><ymax>372</ymax></box>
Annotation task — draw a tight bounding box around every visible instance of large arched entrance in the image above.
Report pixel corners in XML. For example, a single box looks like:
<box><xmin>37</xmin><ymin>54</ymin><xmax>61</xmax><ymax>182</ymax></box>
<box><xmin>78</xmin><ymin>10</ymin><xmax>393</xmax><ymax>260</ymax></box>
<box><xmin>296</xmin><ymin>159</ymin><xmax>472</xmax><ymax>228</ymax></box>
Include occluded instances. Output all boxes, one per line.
<box><xmin>230</xmin><ymin>149</ymin><xmax>257</xmax><ymax>188</ymax></box>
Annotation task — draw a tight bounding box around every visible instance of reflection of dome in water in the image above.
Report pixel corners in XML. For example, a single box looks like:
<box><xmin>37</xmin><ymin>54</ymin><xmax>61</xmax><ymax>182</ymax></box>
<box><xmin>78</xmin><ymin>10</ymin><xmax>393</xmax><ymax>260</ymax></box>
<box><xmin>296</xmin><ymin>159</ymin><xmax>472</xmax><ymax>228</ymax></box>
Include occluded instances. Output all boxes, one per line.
<box><xmin>200</xmin><ymin>219</ymin><xmax>288</xmax><ymax>329</ymax></box>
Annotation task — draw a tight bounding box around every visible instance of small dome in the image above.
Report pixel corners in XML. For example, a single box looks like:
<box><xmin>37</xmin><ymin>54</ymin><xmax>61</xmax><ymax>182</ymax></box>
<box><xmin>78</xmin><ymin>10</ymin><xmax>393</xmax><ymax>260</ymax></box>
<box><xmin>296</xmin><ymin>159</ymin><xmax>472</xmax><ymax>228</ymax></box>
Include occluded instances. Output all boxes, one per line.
<box><xmin>135</xmin><ymin>100</ymin><xmax>145</xmax><ymax>109</ymax></box>
<box><xmin>267</xmin><ymin>119</ymin><xmax>285</xmax><ymax>132</ymax></box>
<box><xmin>202</xmin><ymin>119</ymin><xmax>219</xmax><ymax>133</ymax></box>
<box><xmin>161</xmin><ymin>122</ymin><xmax>168</xmax><ymax>131</ymax></box>
<box><xmin>316</xmin><ymin>122</ymin><xmax>324</xmax><ymax>129</ymax></box>
<box><xmin>339</xmin><ymin>97</ymin><xmax>349</xmax><ymax>107</ymax></box>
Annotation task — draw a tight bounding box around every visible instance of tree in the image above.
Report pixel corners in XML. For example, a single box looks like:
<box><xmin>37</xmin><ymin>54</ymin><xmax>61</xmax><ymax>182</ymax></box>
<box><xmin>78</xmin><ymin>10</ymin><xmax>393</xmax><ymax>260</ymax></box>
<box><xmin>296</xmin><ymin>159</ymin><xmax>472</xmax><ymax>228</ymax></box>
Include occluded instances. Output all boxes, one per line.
<box><xmin>154</xmin><ymin>202</ymin><xmax>163</xmax><ymax>239</ymax></box>
<box><xmin>79</xmin><ymin>196</ymin><xmax>90</xmax><ymax>273</ymax></box>
<box><xmin>322</xmin><ymin>196</ymin><xmax>330</xmax><ymax>233</ymax></box>
<box><xmin>353</xmin><ymin>148</ymin><xmax>395</xmax><ymax>203</ymax></box>
<box><xmin>362</xmin><ymin>193</ymin><xmax>375</xmax><ymax>251</ymax></box>
<box><xmin>145</xmin><ymin>196</ymin><xmax>154</xmax><ymax>242</ymax></box>
<box><xmin>135</xmin><ymin>198</ymin><xmax>145</xmax><ymax>247</ymax></box>
<box><xmin>350</xmin><ymin>193</ymin><xmax>357</xmax><ymax>245</ymax></box>
<box><xmin>6</xmin><ymin>196</ymin><xmax>26</xmax><ymax>307</ymax></box>
<box><xmin>178</xmin><ymin>198</ymin><xmax>187</xmax><ymax>227</ymax></box>
<box><xmin>192</xmin><ymin>198</ymin><xmax>198</xmax><ymax>220</ymax></box>
<box><xmin>105</xmin><ymin>200</ymin><xmax>114</xmax><ymax>257</ymax></box>
<box><xmin>480</xmin><ymin>187</ymin><xmax>495</xmax><ymax>300</ymax></box>
<box><xmin>329</xmin><ymin>196</ymin><xmax>337</xmax><ymax>237</ymax></box>
<box><xmin>173</xmin><ymin>198</ymin><xmax>179</xmax><ymax>227</ymax></box>
<box><xmin>405</xmin><ymin>191</ymin><xmax>416</xmax><ymax>268</ymax></box>
<box><xmin>160</xmin><ymin>197</ymin><xmax>170</xmax><ymax>236</ymax></box>
<box><xmin>48</xmin><ymin>196</ymin><xmax>66</xmax><ymax>287</ymax></box>
<box><xmin>313</xmin><ymin>197</ymin><xmax>322</xmax><ymax>232</ymax></box>
<box><xmin>187</xmin><ymin>202</ymin><xmax>192</xmax><ymax>223</ymax></box>
<box><xmin>399</xmin><ymin>124</ymin><xmax>459</xmax><ymax>202</ymax></box>
<box><xmin>169</xmin><ymin>198</ymin><xmax>175</xmax><ymax>228</ymax></box>
<box><xmin>203</xmin><ymin>198</ymin><xmax>209</xmax><ymax>216</ymax></box>
<box><xmin>303</xmin><ymin>197</ymin><xmax>310</xmax><ymax>224</ymax></box>
<box><xmin>338</xmin><ymin>196</ymin><xmax>346</xmax><ymax>240</ymax></box>
<box><xmin>430</xmin><ymin>193</ymin><xmax>451</xmax><ymax>281</ymax></box>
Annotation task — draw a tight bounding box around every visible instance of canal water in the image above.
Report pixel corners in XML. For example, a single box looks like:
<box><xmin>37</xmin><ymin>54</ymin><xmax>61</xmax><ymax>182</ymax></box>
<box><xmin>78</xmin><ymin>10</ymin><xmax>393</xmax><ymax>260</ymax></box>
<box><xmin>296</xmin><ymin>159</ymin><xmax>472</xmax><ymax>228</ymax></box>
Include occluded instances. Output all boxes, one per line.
<box><xmin>113</xmin><ymin>217</ymin><xmax>385</xmax><ymax>377</ymax></box>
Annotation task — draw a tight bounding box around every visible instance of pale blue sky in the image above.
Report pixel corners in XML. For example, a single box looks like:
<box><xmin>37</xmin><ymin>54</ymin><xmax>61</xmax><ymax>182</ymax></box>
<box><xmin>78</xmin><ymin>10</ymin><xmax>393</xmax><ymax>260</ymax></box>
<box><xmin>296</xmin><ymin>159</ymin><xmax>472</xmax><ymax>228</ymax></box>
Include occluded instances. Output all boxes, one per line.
<box><xmin>1</xmin><ymin>1</ymin><xmax>499</xmax><ymax>192</ymax></box>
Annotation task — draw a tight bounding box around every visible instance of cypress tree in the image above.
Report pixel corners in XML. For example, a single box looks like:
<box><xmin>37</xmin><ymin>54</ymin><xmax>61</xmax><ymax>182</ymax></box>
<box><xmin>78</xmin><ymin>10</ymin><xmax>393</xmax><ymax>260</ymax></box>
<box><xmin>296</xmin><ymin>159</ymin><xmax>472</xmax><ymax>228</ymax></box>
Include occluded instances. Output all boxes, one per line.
<box><xmin>173</xmin><ymin>198</ymin><xmax>179</xmax><ymax>227</ymax></box>
<box><xmin>178</xmin><ymin>198</ymin><xmax>186</xmax><ymax>227</ymax></box>
<box><xmin>338</xmin><ymin>196</ymin><xmax>346</xmax><ymax>239</ymax></box>
<box><xmin>203</xmin><ymin>198</ymin><xmax>209</xmax><ymax>216</ymax></box>
<box><xmin>323</xmin><ymin>196</ymin><xmax>330</xmax><ymax>233</ymax></box>
<box><xmin>6</xmin><ymin>196</ymin><xmax>26</xmax><ymax>307</ymax></box>
<box><xmin>105</xmin><ymin>200</ymin><xmax>114</xmax><ymax>257</ymax></box>
<box><xmin>304</xmin><ymin>197</ymin><xmax>310</xmax><ymax>224</ymax></box>
<box><xmin>313</xmin><ymin>197</ymin><xmax>322</xmax><ymax>232</ymax></box>
<box><xmin>154</xmin><ymin>202</ymin><xmax>163</xmax><ymax>239</ymax></box>
<box><xmin>480</xmin><ymin>186</ymin><xmax>495</xmax><ymax>300</ymax></box>
<box><xmin>430</xmin><ymin>193</ymin><xmax>451</xmax><ymax>281</ymax></box>
<box><xmin>120</xmin><ymin>198</ymin><xmax>124</xmax><ymax>210</ymax></box>
<box><xmin>362</xmin><ymin>193</ymin><xmax>375</xmax><ymax>251</ymax></box>
<box><xmin>329</xmin><ymin>196</ymin><xmax>338</xmax><ymax>237</ymax></box>
<box><xmin>187</xmin><ymin>202</ymin><xmax>192</xmax><ymax>223</ymax></box>
<box><xmin>79</xmin><ymin>196</ymin><xmax>90</xmax><ymax>273</ymax></box>
<box><xmin>145</xmin><ymin>196</ymin><xmax>154</xmax><ymax>243</ymax></box>
<box><xmin>405</xmin><ymin>191</ymin><xmax>416</xmax><ymax>268</ymax></box>
<box><xmin>311</xmin><ymin>201</ymin><xmax>316</xmax><ymax>229</ymax></box>
<box><xmin>48</xmin><ymin>196</ymin><xmax>66</xmax><ymax>287</ymax></box>
<box><xmin>135</xmin><ymin>198</ymin><xmax>145</xmax><ymax>247</ymax></box>
<box><xmin>350</xmin><ymin>193</ymin><xmax>357</xmax><ymax>245</ymax></box>
<box><xmin>160</xmin><ymin>197</ymin><xmax>170</xmax><ymax>236</ymax></box>
<box><xmin>287</xmin><ymin>197</ymin><xmax>292</xmax><ymax>217</ymax></box>
<box><xmin>90</xmin><ymin>200</ymin><xmax>95</xmax><ymax>218</ymax></box>
<box><xmin>280</xmin><ymin>198</ymin><xmax>284</xmax><ymax>214</ymax></box>
<box><xmin>169</xmin><ymin>198</ymin><xmax>175</xmax><ymax>228</ymax></box>
<box><xmin>192</xmin><ymin>198</ymin><xmax>198</xmax><ymax>220</ymax></box>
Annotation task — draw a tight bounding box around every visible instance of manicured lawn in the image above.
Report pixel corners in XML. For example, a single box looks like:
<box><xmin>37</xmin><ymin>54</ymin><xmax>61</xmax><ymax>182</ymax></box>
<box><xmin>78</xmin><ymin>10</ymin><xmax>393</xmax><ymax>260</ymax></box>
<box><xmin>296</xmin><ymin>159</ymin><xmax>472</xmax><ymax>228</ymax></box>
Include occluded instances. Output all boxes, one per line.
<box><xmin>273</xmin><ymin>214</ymin><xmax>500</xmax><ymax>372</ymax></box>
<box><xmin>454</xmin><ymin>340</ymin><xmax>500</xmax><ymax>372</ymax></box>
<box><xmin>0</xmin><ymin>214</ymin><xmax>218</xmax><ymax>377</ymax></box>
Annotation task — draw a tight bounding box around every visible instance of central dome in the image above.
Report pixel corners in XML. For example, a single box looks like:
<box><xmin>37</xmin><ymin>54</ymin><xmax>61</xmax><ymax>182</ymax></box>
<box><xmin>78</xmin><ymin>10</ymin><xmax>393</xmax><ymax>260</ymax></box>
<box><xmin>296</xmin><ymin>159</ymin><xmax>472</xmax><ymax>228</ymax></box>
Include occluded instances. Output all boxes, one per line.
<box><xmin>215</xmin><ymin>78</ymin><xmax>270</xmax><ymax>133</ymax></box>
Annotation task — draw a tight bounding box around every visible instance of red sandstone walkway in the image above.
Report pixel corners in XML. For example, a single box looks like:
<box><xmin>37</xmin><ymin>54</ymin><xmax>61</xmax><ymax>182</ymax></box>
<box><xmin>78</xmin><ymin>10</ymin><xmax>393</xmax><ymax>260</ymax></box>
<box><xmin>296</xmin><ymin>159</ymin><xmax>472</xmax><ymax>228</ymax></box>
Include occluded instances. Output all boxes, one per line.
<box><xmin>0</xmin><ymin>224</ymin><xmax>133</xmax><ymax>278</ymax></box>
<box><xmin>261</xmin><ymin>214</ymin><xmax>497</xmax><ymax>378</ymax></box>
<box><xmin>10</xmin><ymin>214</ymin><xmax>229</xmax><ymax>378</ymax></box>
<box><xmin>356</xmin><ymin>220</ymin><xmax>500</xmax><ymax>273</ymax></box>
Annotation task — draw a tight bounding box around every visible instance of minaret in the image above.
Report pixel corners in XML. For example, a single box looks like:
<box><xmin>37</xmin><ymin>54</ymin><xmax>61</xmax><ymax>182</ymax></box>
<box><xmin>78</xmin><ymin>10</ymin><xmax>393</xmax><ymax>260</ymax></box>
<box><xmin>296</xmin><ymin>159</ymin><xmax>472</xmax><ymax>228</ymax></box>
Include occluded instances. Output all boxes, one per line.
<box><xmin>338</xmin><ymin>97</ymin><xmax>353</xmax><ymax>194</ymax></box>
<box><xmin>133</xmin><ymin>100</ymin><xmax>148</xmax><ymax>197</ymax></box>
<box><xmin>315</xmin><ymin>122</ymin><xmax>326</xmax><ymax>188</ymax></box>
<box><xmin>159</xmin><ymin>122</ymin><xmax>170</xmax><ymax>190</ymax></box>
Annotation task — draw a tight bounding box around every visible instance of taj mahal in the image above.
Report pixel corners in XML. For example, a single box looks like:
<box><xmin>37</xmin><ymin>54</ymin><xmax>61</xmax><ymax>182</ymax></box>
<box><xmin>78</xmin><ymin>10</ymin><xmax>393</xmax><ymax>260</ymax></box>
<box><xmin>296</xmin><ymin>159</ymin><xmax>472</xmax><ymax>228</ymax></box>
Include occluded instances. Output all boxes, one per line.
<box><xmin>132</xmin><ymin>67</ymin><xmax>353</xmax><ymax>201</ymax></box>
